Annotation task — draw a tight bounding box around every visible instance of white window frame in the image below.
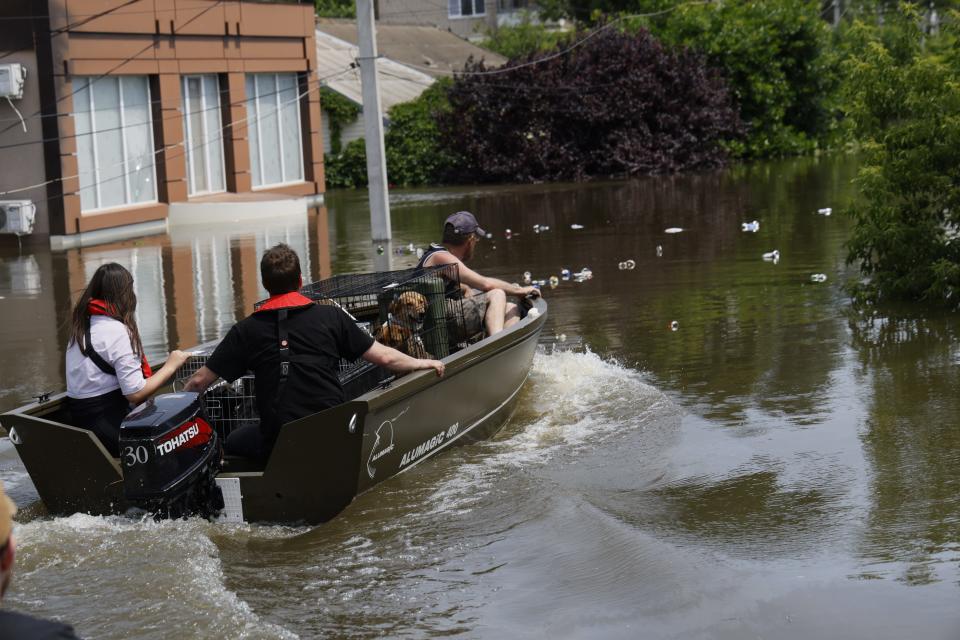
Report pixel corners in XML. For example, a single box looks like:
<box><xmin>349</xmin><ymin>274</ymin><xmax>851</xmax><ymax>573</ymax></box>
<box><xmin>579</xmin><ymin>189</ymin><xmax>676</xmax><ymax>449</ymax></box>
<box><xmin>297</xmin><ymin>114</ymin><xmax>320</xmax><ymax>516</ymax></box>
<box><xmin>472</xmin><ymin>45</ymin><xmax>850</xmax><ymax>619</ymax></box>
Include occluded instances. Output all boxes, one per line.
<box><xmin>77</xmin><ymin>76</ymin><xmax>158</xmax><ymax>213</ymax></box>
<box><xmin>182</xmin><ymin>74</ymin><xmax>227</xmax><ymax>196</ymax></box>
<box><xmin>246</xmin><ymin>73</ymin><xmax>305</xmax><ymax>190</ymax></box>
<box><xmin>449</xmin><ymin>0</ymin><xmax>486</xmax><ymax>19</ymax></box>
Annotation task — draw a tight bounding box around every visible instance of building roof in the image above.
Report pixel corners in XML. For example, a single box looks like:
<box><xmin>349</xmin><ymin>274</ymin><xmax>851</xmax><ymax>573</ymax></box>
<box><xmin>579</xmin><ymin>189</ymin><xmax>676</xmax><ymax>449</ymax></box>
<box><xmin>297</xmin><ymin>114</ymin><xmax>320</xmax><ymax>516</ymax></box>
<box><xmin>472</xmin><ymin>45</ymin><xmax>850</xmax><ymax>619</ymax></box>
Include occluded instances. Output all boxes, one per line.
<box><xmin>316</xmin><ymin>19</ymin><xmax>507</xmax><ymax>78</ymax></box>
<box><xmin>315</xmin><ymin>29</ymin><xmax>436</xmax><ymax>111</ymax></box>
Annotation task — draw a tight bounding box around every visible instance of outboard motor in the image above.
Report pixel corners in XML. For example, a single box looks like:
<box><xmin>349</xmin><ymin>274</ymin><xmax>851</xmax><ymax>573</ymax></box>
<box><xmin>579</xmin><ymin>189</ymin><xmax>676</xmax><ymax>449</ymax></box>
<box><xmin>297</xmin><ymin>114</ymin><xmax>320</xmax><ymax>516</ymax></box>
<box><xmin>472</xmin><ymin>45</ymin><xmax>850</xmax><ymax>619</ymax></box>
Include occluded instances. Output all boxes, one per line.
<box><xmin>119</xmin><ymin>392</ymin><xmax>224</xmax><ymax>519</ymax></box>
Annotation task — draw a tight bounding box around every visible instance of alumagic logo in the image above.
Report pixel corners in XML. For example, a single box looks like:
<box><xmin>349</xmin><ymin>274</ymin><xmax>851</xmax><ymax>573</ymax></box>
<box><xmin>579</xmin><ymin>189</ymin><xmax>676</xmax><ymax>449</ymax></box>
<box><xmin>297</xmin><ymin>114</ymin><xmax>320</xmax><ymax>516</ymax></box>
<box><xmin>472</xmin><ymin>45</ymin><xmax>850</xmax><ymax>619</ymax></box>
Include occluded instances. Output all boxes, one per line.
<box><xmin>399</xmin><ymin>422</ymin><xmax>459</xmax><ymax>468</ymax></box>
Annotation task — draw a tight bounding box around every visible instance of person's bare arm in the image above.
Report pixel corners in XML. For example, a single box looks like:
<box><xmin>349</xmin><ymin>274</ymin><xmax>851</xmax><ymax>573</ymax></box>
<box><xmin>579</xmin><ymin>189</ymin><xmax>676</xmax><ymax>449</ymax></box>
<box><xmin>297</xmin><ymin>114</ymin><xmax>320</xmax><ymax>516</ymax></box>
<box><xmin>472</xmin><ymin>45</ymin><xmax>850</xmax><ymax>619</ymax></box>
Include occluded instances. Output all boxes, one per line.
<box><xmin>428</xmin><ymin>251</ymin><xmax>539</xmax><ymax>298</ymax></box>
<box><xmin>362</xmin><ymin>342</ymin><xmax>444</xmax><ymax>377</ymax></box>
<box><xmin>182</xmin><ymin>366</ymin><xmax>220</xmax><ymax>393</ymax></box>
<box><xmin>125</xmin><ymin>350</ymin><xmax>191</xmax><ymax>406</ymax></box>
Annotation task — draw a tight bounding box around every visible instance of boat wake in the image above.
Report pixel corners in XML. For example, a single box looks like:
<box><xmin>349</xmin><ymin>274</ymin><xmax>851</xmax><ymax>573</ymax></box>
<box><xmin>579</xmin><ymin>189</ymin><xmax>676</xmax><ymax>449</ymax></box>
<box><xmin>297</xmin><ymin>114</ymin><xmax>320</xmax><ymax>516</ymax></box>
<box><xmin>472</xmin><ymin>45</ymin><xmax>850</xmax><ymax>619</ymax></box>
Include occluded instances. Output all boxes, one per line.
<box><xmin>9</xmin><ymin>514</ymin><xmax>299</xmax><ymax>640</ymax></box>
<box><xmin>419</xmin><ymin>349</ymin><xmax>674</xmax><ymax>516</ymax></box>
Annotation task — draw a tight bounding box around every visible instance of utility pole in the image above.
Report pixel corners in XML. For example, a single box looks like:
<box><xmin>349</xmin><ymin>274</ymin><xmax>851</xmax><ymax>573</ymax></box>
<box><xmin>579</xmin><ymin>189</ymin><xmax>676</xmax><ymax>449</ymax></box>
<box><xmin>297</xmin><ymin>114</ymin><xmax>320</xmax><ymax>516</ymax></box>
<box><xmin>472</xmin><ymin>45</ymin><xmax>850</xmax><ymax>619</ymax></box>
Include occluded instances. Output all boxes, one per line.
<box><xmin>355</xmin><ymin>0</ymin><xmax>392</xmax><ymax>271</ymax></box>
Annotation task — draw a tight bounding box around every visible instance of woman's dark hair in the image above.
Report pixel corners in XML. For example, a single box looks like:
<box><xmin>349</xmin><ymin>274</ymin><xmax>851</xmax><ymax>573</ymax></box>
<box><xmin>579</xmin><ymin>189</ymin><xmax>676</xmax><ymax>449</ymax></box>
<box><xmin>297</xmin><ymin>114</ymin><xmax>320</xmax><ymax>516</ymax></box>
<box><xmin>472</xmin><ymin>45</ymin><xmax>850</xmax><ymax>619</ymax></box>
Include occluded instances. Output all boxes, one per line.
<box><xmin>260</xmin><ymin>243</ymin><xmax>301</xmax><ymax>295</ymax></box>
<box><xmin>69</xmin><ymin>263</ymin><xmax>144</xmax><ymax>358</ymax></box>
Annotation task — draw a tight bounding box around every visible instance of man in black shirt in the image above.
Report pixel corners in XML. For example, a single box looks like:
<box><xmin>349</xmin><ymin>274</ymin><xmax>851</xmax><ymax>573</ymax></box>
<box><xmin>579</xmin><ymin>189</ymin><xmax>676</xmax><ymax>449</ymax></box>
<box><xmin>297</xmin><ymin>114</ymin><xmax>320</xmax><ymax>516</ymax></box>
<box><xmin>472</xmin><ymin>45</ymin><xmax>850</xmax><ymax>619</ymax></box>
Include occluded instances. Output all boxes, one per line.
<box><xmin>184</xmin><ymin>244</ymin><xmax>444</xmax><ymax>460</ymax></box>
<box><xmin>0</xmin><ymin>482</ymin><xmax>82</xmax><ymax>640</ymax></box>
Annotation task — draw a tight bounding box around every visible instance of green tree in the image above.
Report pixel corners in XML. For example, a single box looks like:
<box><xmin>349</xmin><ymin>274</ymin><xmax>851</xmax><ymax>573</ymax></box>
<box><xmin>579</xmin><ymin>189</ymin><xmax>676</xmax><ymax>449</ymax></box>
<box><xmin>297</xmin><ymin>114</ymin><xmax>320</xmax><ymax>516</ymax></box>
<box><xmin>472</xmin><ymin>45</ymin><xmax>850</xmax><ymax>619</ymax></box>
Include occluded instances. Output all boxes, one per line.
<box><xmin>323</xmin><ymin>80</ymin><xmax>457</xmax><ymax>189</ymax></box>
<box><xmin>315</xmin><ymin>0</ymin><xmax>355</xmax><ymax>18</ymax></box>
<box><xmin>480</xmin><ymin>12</ymin><xmax>568</xmax><ymax>59</ymax></box>
<box><xmin>637</xmin><ymin>0</ymin><xmax>838</xmax><ymax>158</ymax></box>
<box><xmin>842</xmin><ymin>6</ymin><xmax>960</xmax><ymax>306</ymax></box>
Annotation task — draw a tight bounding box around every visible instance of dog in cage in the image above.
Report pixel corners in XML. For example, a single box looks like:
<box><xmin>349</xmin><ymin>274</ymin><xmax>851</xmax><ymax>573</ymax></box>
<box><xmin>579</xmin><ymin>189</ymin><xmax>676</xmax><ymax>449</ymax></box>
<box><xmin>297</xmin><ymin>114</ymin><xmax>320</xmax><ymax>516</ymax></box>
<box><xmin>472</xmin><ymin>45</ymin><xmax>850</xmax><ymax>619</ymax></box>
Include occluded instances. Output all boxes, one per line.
<box><xmin>375</xmin><ymin>290</ymin><xmax>433</xmax><ymax>359</ymax></box>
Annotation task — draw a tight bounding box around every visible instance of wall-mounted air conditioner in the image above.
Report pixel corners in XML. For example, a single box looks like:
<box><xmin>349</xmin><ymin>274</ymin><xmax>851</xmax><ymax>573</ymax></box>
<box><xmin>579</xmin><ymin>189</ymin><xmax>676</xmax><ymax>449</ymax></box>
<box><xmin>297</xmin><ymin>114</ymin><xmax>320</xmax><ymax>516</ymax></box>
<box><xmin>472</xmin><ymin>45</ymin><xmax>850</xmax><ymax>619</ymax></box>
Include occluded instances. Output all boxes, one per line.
<box><xmin>0</xmin><ymin>200</ymin><xmax>36</xmax><ymax>236</ymax></box>
<box><xmin>0</xmin><ymin>64</ymin><xmax>27</xmax><ymax>100</ymax></box>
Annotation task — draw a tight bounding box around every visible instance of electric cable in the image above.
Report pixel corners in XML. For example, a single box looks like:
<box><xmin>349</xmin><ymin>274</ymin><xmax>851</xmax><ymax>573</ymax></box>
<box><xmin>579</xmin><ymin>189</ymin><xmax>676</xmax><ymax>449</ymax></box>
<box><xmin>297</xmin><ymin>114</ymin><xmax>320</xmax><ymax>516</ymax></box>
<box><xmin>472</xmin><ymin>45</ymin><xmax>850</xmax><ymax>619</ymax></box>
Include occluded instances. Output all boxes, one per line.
<box><xmin>0</xmin><ymin>66</ymin><xmax>351</xmax><ymax>201</ymax></box>
<box><xmin>0</xmin><ymin>0</ymin><xmax>225</xmax><ymax>137</ymax></box>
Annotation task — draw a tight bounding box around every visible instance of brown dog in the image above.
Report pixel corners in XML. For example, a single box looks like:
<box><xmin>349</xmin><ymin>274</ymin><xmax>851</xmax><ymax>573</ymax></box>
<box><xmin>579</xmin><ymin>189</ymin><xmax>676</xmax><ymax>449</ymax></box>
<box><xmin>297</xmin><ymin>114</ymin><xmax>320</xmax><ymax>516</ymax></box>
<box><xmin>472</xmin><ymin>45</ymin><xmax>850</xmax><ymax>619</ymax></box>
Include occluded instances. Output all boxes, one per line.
<box><xmin>375</xmin><ymin>291</ymin><xmax>432</xmax><ymax>359</ymax></box>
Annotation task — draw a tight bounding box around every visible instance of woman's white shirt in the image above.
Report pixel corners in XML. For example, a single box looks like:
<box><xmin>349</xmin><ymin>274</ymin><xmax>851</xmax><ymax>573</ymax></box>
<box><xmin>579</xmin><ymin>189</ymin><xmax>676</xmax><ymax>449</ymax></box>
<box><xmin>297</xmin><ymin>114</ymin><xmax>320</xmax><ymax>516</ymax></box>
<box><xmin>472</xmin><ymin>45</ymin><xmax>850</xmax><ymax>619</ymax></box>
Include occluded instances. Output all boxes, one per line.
<box><xmin>66</xmin><ymin>316</ymin><xmax>147</xmax><ymax>399</ymax></box>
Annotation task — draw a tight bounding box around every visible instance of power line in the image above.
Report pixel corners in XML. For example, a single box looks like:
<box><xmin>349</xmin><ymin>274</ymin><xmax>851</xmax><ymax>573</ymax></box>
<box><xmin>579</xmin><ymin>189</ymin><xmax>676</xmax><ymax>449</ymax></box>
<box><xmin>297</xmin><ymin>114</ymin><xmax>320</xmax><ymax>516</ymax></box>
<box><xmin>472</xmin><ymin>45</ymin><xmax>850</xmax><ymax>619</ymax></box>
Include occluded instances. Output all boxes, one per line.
<box><xmin>0</xmin><ymin>0</ymin><xmax>225</xmax><ymax>137</ymax></box>
<box><xmin>0</xmin><ymin>75</ymin><xmax>338</xmax><ymax>151</ymax></box>
<box><xmin>0</xmin><ymin>0</ymin><xmax>143</xmax><ymax>64</ymax></box>
<box><xmin>394</xmin><ymin>0</ymin><xmax>714</xmax><ymax>77</ymax></box>
<box><xmin>0</xmin><ymin>66</ymin><xmax>351</xmax><ymax>202</ymax></box>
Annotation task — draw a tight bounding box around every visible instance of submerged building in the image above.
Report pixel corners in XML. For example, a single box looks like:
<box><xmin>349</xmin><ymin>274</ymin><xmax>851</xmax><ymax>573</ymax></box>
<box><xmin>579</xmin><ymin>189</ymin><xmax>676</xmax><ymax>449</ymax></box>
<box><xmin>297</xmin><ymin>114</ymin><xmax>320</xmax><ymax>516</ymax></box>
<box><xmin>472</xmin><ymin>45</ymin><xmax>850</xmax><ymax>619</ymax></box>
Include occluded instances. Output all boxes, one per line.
<box><xmin>0</xmin><ymin>0</ymin><xmax>324</xmax><ymax>248</ymax></box>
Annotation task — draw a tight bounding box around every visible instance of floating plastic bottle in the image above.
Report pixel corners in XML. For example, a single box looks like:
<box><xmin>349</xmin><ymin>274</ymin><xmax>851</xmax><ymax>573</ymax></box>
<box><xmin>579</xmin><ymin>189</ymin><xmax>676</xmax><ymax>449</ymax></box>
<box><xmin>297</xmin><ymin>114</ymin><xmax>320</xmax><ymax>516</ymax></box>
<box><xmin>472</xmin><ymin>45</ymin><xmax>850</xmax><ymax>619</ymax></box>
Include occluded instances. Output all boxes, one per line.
<box><xmin>558</xmin><ymin>333</ymin><xmax>567</xmax><ymax>342</ymax></box>
<box><xmin>762</xmin><ymin>250</ymin><xmax>780</xmax><ymax>263</ymax></box>
<box><xmin>486</xmin><ymin>232</ymin><xmax>493</xmax><ymax>239</ymax></box>
<box><xmin>570</xmin><ymin>224</ymin><xmax>585</xmax><ymax>230</ymax></box>
<box><xmin>560</xmin><ymin>268</ymin><xmax>571</xmax><ymax>280</ymax></box>
<box><xmin>618</xmin><ymin>261</ymin><xmax>626</xmax><ymax>270</ymax></box>
<box><xmin>741</xmin><ymin>220</ymin><xmax>760</xmax><ymax>233</ymax></box>
<box><xmin>817</xmin><ymin>207</ymin><xmax>832</xmax><ymax>216</ymax></box>
<box><xmin>665</xmin><ymin>227</ymin><xmax>683</xmax><ymax>234</ymax></box>
<box><xmin>573</xmin><ymin>267</ymin><xmax>593</xmax><ymax>282</ymax></box>
<box><xmin>669</xmin><ymin>320</ymin><xmax>679</xmax><ymax>331</ymax></box>
<box><xmin>549</xmin><ymin>275</ymin><xmax>559</xmax><ymax>288</ymax></box>
<box><xmin>656</xmin><ymin>245</ymin><xmax>663</xmax><ymax>257</ymax></box>
<box><xmin>533</xmin><ymin>224</ymin><xmax>541</xmax><ymax>234</ymax></box>
<box><xmin>810</xmin><ymin>273</ymin><xmax>828</xmax><ymax>283</ymax></box>
<box><xmin>522</xmin><ymin>271</ymin><xmax>532</xmax><ymax>284</ymax></box>
<box><xmin>505</xmin><ymin>228</ymin><xmax>512</xmax><ymax>239</ymax></box>
<box><xmin>624</xmin><ymin>259</ymin><xmax>635</xmax><ymax>270</ymax></box>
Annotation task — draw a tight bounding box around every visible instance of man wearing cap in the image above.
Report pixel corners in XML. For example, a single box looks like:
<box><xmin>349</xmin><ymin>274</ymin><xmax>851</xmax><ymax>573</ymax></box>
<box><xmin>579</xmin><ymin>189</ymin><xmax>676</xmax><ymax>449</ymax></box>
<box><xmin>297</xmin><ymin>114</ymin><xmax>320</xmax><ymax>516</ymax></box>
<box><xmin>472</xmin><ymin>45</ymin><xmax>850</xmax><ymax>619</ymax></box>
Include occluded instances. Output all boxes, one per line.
<box><xmin>0</xmin><ymin>481</ymin><xmax>81</xmax><ymax>639</ymax></box>
<box><xmin>417</xmin><ymin>211</ymin><xmax>539</xmax><ymax>337</ymax></box>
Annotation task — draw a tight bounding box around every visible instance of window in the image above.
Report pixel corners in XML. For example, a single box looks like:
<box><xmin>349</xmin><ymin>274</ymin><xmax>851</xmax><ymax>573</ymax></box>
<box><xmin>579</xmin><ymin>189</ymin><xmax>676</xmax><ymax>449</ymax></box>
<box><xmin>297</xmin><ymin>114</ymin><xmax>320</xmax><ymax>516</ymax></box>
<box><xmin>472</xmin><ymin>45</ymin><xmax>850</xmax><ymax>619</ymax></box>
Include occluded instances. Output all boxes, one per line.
<box><xmin>449</xmin><ymin>0</ymin><xmax>485</xmax><ymax>17</ymax></box>
<box><xmin>244</xmin><ymin>73</ymin><xmax>304</xmax><ymax>188</ymax></box>
<box><xmin>182</xmin><ymin>75</ymin><xmax>226</xmax><ymax>196</ymax></box>
<box><xmin>74</xmin><ymin>76</ymin><xmax>157</xmax><ymax>212</ymax></box>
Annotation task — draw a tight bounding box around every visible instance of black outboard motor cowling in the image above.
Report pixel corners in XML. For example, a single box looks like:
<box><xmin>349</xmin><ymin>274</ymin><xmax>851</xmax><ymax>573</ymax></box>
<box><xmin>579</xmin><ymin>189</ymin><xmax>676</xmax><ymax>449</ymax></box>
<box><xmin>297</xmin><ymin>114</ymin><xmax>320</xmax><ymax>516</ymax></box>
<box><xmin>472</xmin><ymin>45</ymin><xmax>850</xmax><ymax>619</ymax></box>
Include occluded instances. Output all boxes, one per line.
<box><xmin>119</xmin><ymin>392</ymin><xmax>224</xmax><ymax>519</ymax></box>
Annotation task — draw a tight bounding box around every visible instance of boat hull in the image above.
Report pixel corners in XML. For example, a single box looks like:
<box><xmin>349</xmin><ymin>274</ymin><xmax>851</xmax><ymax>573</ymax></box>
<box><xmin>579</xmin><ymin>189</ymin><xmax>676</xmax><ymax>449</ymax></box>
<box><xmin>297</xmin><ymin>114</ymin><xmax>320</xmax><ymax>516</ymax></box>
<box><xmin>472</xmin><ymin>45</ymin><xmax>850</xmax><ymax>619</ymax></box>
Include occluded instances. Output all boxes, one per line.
<box><xmin>1</xmin><ymin>298</ymin><xmax>547</xmax><ymax>524</ymax></box>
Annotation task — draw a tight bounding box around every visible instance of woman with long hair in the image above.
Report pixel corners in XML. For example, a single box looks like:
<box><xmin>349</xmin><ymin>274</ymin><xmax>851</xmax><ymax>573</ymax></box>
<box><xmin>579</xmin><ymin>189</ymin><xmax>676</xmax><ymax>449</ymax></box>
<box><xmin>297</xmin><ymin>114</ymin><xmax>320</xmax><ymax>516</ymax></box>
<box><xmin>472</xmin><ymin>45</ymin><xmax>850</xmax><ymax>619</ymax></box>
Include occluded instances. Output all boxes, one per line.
<box><xmin>66</xmin><ymin>263</ymin><xmax>189</xmax><ymax>456</ymax></box>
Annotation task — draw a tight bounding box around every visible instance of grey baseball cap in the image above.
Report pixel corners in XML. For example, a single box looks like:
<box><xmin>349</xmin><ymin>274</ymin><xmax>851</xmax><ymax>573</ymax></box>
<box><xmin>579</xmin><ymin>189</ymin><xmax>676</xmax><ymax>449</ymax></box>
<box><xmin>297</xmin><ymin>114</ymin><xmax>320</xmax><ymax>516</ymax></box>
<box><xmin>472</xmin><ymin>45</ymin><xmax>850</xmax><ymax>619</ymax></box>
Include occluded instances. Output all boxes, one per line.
<box><xmin>445</xmin><ymin>211</ymin><xmax>486</xmax><ymax>238</ymax></box>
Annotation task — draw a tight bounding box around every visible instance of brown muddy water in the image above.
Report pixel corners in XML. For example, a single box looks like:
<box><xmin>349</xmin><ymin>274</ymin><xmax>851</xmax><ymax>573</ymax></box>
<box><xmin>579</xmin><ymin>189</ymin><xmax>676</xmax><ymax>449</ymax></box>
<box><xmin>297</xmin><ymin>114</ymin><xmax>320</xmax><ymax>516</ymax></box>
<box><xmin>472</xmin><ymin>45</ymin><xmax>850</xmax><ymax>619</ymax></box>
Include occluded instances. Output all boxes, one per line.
<box><xmin>1</xmin><ymin>155</ymin><xmax>959</xmax><ymax>639</ymax></box>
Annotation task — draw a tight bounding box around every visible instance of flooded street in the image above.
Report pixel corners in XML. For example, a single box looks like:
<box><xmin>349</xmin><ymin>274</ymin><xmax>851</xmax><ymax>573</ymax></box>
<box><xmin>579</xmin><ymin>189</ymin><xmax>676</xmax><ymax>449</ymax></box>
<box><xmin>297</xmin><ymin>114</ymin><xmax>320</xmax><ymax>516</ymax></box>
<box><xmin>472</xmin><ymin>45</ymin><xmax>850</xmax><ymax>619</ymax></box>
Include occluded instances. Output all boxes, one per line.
<box><xmin>1</xmin><ymin>155</ymin><xmax>959</xmax><ymax>638</ymax></box>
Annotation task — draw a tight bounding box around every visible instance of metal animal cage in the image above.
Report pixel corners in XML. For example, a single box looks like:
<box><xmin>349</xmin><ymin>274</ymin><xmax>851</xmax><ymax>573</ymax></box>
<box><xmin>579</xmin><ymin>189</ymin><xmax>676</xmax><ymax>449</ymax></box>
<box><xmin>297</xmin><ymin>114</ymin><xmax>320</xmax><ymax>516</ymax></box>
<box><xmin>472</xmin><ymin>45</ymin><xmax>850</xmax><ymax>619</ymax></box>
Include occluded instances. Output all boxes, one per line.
<box><xmin>174</xmin><ymin>265</ymin><xmax>472</xmax><ymax>441</ymax></box>
<box><xmin>298</xmin><ymin>263</ymin><xmax>471</xmax><ymax>361</ymax></box>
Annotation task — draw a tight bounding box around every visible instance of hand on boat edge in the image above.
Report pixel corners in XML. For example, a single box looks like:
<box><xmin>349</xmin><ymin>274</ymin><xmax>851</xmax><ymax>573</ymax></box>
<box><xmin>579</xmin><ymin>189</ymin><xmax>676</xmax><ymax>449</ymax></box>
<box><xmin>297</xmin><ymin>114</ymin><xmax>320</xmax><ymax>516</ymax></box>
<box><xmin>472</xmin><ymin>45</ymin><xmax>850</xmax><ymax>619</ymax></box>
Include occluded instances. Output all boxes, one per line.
<box><xmin>422</xmin><ymin>359</ymin><xmax>445</xmax><ymax>377</ymax></box>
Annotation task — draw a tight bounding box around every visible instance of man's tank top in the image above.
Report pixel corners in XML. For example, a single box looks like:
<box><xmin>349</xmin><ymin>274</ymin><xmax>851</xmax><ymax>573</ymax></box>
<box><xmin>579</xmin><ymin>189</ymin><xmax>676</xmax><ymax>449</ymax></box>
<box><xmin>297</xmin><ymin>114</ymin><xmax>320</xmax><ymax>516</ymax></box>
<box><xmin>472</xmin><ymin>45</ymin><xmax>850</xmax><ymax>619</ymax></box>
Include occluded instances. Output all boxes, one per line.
<box><xmin>417</xmin><ymin>243</ymin><xmax>462</xmax><ymax>299</ymax></box>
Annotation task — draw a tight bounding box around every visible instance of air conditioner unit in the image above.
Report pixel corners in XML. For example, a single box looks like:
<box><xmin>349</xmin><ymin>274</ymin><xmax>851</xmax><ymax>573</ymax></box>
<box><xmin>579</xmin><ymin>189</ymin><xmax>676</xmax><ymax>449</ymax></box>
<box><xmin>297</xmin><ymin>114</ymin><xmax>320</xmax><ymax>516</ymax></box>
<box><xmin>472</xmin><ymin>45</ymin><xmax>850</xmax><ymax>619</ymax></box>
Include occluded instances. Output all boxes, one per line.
<box><xmin>0</xmin><ymin>64</ymin><xmax>27</xmax><ymax>100</ymax></box>
<box><xmin>0</xmin><ymin>200</ymin><xmax>36</xmax><ymax>236</ymax></box>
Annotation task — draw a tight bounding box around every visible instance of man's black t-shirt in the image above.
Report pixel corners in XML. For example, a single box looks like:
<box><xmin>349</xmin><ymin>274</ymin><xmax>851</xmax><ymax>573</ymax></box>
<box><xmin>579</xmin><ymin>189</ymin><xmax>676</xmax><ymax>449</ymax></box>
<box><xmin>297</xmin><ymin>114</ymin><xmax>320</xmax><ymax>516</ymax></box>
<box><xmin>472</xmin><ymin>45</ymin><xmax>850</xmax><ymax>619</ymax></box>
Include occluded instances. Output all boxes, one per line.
<box><xmin>205</xmin><ymin>304</ymin><xmax>374</xmax><ymax>437</ymax></box>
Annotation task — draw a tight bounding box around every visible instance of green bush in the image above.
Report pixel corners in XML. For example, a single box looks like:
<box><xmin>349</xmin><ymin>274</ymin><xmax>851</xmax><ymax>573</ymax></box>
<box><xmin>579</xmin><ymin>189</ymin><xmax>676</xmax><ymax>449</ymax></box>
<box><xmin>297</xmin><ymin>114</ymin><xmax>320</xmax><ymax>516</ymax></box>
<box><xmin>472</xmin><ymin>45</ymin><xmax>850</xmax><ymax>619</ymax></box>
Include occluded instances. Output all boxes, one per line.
<box><xmin>384</xmin><ymin>80</ymin><xmax>457</xmax><ymax>187</ymax></box>
<box><xmin>320</xmin><ymin>87</ymin><xmax>360</xmax><ymax>154</ymax></box>
<box><xmin>480</xmin><ymin>13</ymin><xmax>569</xmax><ymax>59</ymax></box>
<box><xmin>633</xmin><ymin>0</ymin><xmax>837</xmax><ymax>158</ymax></box>
<box><xmin>323</xmin><ymin>80</ymin><xmax>457</xmax><ymax>189</ymax></box>
<box><xmin>323</xmin><ymin>138</ymin><xmax>368</xmax><ymax>189</ymax></box>
<box><xmin>314</xmin><ymin>0</ymin><xmax>354</xmax><ymax>18</ymax></box>
<box><xmin>842</xmin><ymin>7</ymin><xmax>960</xmax><ymax>307</ymax></box>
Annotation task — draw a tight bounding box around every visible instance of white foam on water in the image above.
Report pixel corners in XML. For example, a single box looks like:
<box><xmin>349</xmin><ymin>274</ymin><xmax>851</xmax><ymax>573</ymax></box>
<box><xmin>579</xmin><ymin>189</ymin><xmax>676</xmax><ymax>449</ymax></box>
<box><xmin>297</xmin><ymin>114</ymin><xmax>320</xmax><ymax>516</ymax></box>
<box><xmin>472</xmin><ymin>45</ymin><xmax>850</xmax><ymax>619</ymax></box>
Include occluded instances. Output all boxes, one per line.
<box><xmin>11</xmin><ymin>514</ymin><xmax>299</xmax><ymax>640</ymax></box>
<box><xmin>496</xmin><ymin>349</ymin><xmax>668</xmax><ymax>463</ymax></box>
<box><xmin>420</xmin><ymin>349</ymin><xmax>671</xmax><ymax>515</ymax></box>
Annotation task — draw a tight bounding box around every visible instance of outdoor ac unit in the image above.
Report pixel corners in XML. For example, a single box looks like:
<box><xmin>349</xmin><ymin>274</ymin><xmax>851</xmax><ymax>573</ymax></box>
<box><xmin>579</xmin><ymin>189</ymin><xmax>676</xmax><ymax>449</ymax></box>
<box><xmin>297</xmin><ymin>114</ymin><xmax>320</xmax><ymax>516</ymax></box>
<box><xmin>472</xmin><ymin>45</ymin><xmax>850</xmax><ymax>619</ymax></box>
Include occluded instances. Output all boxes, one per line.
<box><xmin>0</xmin><ymin>200</ymin><xmax>36</xmax><ymax>236</ymax></box>
<box><xmin>0</xmin><ymin>64</ymin><xmax>27</xmax><ymax>100</ymax></box>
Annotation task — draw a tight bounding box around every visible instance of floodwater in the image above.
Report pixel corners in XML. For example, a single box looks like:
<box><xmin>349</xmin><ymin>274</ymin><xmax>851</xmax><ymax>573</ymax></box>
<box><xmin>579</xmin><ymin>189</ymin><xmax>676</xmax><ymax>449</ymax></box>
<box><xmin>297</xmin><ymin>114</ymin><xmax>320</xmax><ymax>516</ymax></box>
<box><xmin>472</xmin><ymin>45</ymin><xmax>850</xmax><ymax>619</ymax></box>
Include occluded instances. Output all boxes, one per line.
<box><xmin>1</xmin><ymin>155</ymin><xmax>959</xmax><ymax>639</ymax></box>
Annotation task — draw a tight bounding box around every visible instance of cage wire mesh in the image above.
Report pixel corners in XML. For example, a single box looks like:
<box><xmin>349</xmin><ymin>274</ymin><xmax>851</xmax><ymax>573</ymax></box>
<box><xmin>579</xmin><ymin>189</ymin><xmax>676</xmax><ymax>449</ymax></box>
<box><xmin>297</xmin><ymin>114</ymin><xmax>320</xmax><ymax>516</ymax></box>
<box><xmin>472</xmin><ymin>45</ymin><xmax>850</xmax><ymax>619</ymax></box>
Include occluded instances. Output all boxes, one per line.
<box><xmin>173</xmin><ymin>265</ymin><xmax>471</xmax><ymax>441</ymax></box>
